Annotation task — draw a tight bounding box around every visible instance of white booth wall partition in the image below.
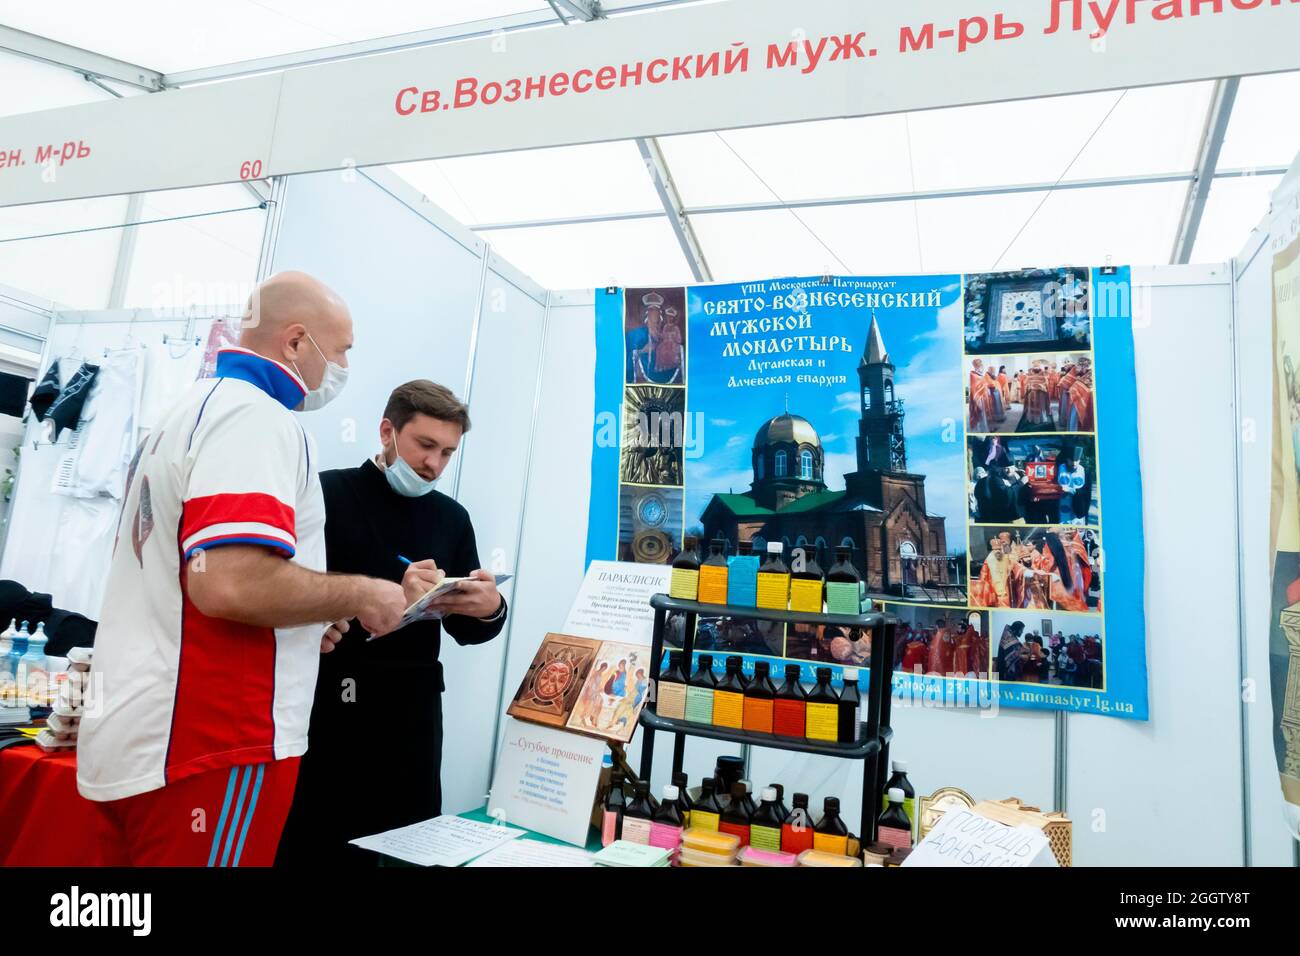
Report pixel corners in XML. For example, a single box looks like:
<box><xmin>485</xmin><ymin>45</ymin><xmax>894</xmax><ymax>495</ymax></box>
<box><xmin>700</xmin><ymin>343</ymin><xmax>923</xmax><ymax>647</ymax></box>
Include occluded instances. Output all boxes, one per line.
<box><xmin>263</xmin><ymin>167</ymin><xmax>551</xmax><ymax>813</ymax></box>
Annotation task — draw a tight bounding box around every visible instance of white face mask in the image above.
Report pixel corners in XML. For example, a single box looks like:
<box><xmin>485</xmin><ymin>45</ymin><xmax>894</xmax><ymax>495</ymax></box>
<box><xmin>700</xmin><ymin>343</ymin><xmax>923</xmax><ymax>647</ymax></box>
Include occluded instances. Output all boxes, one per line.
<box><xmin>294</xmin><ymin>332</ymin><xmax>348</xmax><ymax>411</ymax></box>
<box><xmin>381</xmin><ymin>435</ymin><xmax>439</xmax><ymax>497</ymax></box>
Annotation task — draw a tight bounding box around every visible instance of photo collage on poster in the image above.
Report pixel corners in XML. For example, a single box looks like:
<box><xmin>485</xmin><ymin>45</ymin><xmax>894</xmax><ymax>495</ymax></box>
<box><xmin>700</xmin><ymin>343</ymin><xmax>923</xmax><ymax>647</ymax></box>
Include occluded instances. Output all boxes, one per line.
<box><xmin>617</xmin><ymin>287</ymin><xmax>688</xmax><ymax>566</ymax></box>
<box><xmin>961</xmin><ymin>267</ymin><xmax>1106</xmax><ymax>691</ymax></box>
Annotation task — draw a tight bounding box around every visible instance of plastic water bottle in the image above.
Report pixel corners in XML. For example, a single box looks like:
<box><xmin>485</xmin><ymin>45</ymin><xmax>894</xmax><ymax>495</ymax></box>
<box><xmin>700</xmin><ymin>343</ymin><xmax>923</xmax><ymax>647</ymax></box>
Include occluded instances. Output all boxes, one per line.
<box><xmin>17</xmin><ymin>622</ymin><xmax>49</xmax><ymax>709</ymax></box>
<box><xmin>3</xmin><ymin>621</ymin><xmax>26</xmax><ymax>681</ymax></box>
<box><xmin>0</xmin><ymin>618</ymin><xmax>14</xmax><ymax>659</ymax></box>
<box><xmin>0</xmin><ymin>618</ymin><xmax>15</xmax><ymax>699</ymax></box>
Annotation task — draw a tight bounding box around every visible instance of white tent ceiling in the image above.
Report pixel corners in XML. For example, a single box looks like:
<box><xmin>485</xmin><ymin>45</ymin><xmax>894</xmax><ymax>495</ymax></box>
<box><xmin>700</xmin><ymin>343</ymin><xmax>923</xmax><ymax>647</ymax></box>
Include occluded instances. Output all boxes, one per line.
<box><xmin>0</xmin><ymin>0</ymin><xmax>552</xmax><ymax>73</ymax></box>
<box><xmin>1</xmin><ymin>0</ymin><xmax>1297</xmax><ymax>294</ymax></box>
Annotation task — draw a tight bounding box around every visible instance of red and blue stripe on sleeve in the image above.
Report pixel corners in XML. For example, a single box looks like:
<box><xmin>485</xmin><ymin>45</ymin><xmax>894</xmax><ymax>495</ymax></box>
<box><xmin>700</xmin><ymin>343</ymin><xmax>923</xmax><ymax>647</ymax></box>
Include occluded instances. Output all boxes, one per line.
<box><xmin>181</xmin><ymin>492</ymin><xmax>296</xmax><ymax>560</ymax></box>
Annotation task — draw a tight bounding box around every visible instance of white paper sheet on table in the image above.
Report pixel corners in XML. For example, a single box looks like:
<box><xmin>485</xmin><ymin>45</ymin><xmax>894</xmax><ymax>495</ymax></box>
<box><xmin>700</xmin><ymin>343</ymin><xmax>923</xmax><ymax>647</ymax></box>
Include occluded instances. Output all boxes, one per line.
<box><xmin>464</xmin><ymin>839</ymin><xmax>595</xmax><ymax>868</ymax></box>
<box><xmin>349</xmin><ymin>814</ymin><xmax>522</xmax><ymax>867</ymax></box>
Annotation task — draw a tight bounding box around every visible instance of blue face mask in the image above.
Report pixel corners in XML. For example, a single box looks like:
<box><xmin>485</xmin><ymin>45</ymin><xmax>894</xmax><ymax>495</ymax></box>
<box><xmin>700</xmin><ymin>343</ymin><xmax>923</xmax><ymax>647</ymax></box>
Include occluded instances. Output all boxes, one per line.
<box><xmin>382</xmin><ymin>437</ymin><xmax>439</xmax><ymax>497</ymax></box>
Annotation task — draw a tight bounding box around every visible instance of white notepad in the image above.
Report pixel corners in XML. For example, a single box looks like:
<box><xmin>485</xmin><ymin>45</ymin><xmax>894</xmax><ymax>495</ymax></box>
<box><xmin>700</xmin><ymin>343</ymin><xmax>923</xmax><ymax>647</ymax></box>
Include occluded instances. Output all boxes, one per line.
<box><xmin>465</xmin><ymin>839</ymin><xmax>594</xmax><ymax>868</ymax></box>
<box><xmin>349</xmin><ymin>815</ymin><xmax>522</xmax><ymax>867</ymax></box>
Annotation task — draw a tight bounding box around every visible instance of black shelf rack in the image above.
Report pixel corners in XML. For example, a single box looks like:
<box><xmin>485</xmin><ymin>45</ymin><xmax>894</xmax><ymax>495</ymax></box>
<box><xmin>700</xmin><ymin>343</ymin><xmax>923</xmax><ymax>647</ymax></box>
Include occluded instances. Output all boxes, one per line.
<box><xmin>637</xmin><ymin>592</ymin><xmax>897</xmax><ymax>845</ymax></box>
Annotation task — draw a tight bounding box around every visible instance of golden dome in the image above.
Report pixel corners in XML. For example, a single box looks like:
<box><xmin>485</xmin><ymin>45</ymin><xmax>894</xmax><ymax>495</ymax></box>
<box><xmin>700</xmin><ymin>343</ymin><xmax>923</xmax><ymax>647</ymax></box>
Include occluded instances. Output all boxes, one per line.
<box><xmin>753</xmin><ymin>413</ymin><xmax>821</xmax><ymax>449</ymax></box>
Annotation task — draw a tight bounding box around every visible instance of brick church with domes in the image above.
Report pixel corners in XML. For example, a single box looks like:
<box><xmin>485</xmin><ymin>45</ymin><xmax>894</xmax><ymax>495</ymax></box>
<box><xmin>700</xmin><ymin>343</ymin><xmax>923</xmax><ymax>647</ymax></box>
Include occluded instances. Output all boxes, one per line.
<box><xmin>700</xmin><ymin>316</ymin><xmax>961</xmax><ymax>602</ymax></box>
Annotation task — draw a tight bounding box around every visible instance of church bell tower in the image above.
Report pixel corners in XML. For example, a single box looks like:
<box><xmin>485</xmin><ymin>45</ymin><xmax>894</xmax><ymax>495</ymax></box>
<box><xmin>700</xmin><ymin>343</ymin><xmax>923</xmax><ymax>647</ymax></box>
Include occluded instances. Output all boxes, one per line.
<box><xmin>854</xmin><ymin>313</ymin><xmax>907</xmax><ymax>475</ymax></box>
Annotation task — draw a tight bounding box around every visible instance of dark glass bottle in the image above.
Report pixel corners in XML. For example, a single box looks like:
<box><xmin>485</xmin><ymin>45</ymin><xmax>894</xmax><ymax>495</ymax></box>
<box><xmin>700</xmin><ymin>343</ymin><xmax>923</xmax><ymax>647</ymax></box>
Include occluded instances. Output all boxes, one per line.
<box><xmin>621</xmin><ymin>780</ymin><xmax>656</xmax><ymax>845</ymax></box>
<box><xmin>739</xmin><ymin>780</ymin><xmax>758</xmax><ymax>817</ymax></box>
<box><xmin>773</xmin><ymin>663</ymin><xmax>807</xmax><ymax>738</ymax></box>
<box><xmin>772</xmin><ymin>783</ymin><xmax>791</xmax><ymax>823</ymax></box>
<box><xmin>684</xmin><ymin>653</ymin><xmax>717</xmax><ymax>724</ymax></box>
<box><xmin>878</xmin><ymin>787</ymin><xmax>913</xmax><ymax>851</ymax></box>
<box><xmin>671</xmin><ymin>771</ymin><xmax>693</xmax><ymax>828</ymax></box>
<box><xmin>650</xmin><ymin>784</ymin><xmax>685</xmax><ymax>857</ymax></box>
<box><xmin>825</xmin><ymin>546</ymin><xmax>861</xmax><ymax>615</ymax></box>
<box><xmin>698</xmin><ymin>538</ymin><xmax>729</xmax><ymax>604</ymax></box>
<box><xmin>789</xmin><ymin>548</ymin><xmax>824</xmax><ymax>613</ymax></box>
<box><xmin>711</xmin><ymin>655</ymin><xmax>746</xmax><ymax>730</ymax></box>
<box><xmin>718</xmin><ymin>781</ymin><xmax>752</xmax><ymax>847</ymax></box>
<box><xmin>656</xmin><ymin>650</ymin><xmax>689</xmax><ymax>721</ymax></box>
<box><xmin>670</xmin><ymin>535</ymin><xmax>701</xmax><ymax>601</ymax></box>
<box><xmin>691</xmin><ymin>777</ymin><xmax>725</xmax><ymax>832</ymax></box>
<box><xmin>781</xmin><ymin>792</ymin><xmax>815</xmax><ymax>855</ymax></box>
<box><xmin>749</xmin><ymin>786</ymin><xmax>784</xmax><ymax>851</ymax></box>
<box><xmin>600</xmin><ymin>769</ymin><xmax>626</xmax><ymax>847</ymax></box>
<box><xmin>804</xmin><ymin>666</ymin><xmax>840</xmax><ymax>742</ymax></box>
<box><xmin>756</xmin><ymin>541</ymin><xmax>790</xmax><ymax>610</ymax></box>
<box><xmin>881</xmin><ymin>759</ymin><xmax>916</xmax><ymax>820</ymax></box>
<box><xmin>838</xmin><ymin>666</ymin><xmax>862</xmax><ymax>743</ymax></box>
<box><xmin>813</xmin><ymin>796</ymin><xmax>849</xmax><ymax>855</ymax></box>
<box><xmin>713</xmin><ymin>755</ymin><xmax>744</xmax><ymax>808</ymax></box>
<box><xmin>742</xmin><ymin>660</ymin><xmax>777</xmax><ymax>734</ymax></box>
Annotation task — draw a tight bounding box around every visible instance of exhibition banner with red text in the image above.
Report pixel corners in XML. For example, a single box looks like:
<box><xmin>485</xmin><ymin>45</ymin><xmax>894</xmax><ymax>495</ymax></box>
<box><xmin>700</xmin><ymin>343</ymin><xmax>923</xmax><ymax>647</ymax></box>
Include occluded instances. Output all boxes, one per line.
<box><xmin>2</xmin><ymin>0</ymin><xmax>1300</xmax><ymax>206</ymax></box>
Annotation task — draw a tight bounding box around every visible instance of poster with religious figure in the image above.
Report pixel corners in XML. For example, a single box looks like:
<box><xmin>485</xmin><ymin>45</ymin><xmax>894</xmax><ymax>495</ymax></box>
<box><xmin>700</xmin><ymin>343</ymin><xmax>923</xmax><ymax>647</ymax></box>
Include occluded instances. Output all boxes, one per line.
<box><xmin>586</xmin><ymin>268</ymin><xmax>1147</xmax><ymax>719</ymax></box>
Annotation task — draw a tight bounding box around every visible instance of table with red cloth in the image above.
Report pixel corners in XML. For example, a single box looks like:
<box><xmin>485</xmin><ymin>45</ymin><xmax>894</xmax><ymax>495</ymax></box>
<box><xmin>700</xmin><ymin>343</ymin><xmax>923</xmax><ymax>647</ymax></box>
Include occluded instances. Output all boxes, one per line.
<box><xmin>0</xmin><ymin>743</ymin><xmax>600</xmax><ymax>866</ymax></box>
<box><xmin>0</xmin><ymin>743</ymin><xmax>116</xmax><ymax>866</ymax></box>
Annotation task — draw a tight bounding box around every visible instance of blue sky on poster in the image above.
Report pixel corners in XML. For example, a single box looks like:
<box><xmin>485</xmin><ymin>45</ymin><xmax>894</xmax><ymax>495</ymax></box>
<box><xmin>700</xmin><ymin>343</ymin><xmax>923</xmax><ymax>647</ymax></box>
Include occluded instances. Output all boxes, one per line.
<box><xmin>682</xmin><ymin>274</ymin><xmax>968</xmax><ymax>552</ymax></box>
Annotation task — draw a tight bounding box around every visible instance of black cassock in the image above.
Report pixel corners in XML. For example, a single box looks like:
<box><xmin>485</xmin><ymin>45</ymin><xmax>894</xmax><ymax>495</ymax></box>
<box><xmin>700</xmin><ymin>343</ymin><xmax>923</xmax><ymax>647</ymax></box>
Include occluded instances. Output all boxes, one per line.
<box><xmin>275</xmin><ymin>459</ymin><xmax>506</xmax><ymax>867</ymax></box>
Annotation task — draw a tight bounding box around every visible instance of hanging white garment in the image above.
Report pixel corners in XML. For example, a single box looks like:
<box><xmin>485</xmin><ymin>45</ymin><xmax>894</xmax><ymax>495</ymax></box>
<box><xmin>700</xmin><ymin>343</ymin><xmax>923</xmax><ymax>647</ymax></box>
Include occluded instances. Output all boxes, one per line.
<box><xmin>1</xmin><ymin>358</ymin><xmax>73</xmax><ymax>590</ymax></box>
<box><xmin>51</xmin><ymin>495</ymin><xmax>120</xmax><ymax>618</ymax></box>
<box><xmin>1</xmin><ymin>441</ymin><xmax>62</xmax><ymax>591</ymax></box>
<box><xmin>138</xmin><ymin>341</ymin><xmax>201</xmax><ymax>433</ymax></box>
<box><xmin>66</xmin><ymin>347</ymin><xmax>141</xmax><ymax>500</ymax></box>
<box><xmin>50</xmin><ymin>428</ymin><xmax>80</xmax><ymax>495</ymax></box>
<box><xmin>0</xmin><ymin>349</ymin><xmax>126</xmax><ymax>619</ymax></box>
